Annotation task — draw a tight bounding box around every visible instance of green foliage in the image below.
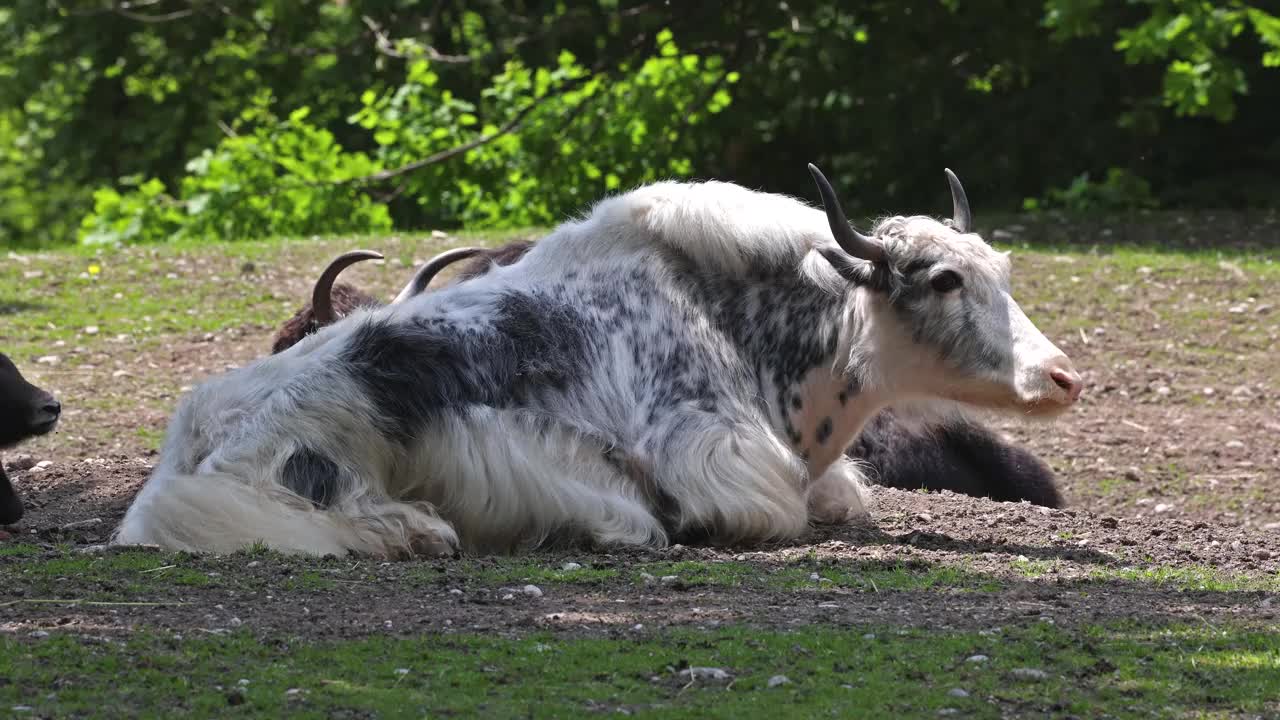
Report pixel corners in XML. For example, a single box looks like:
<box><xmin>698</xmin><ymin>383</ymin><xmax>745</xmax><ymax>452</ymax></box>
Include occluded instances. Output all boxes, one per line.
<box><xmin>1024</xmin><ymin>168</ymin><xmax>1158</xmax><ymax>213</ymax></box>
<box><xmin>1044</xmin><ymin>0</ymin><xmax>1280</xmax><ymax>122</ymax></box>
<box><xmin>80</xmin><ymin>96</ymin><xmax>392</xmax><ymax>245</ymax></box>
<box><xmin>80</xmin><ymin>29</ymin><xmax>733</xmax><ymax>244</ymax></box>
<box><xmin>3</xmin><ymin>1</ymin><xmax>1279</xmax><ymax>247</ymax></box>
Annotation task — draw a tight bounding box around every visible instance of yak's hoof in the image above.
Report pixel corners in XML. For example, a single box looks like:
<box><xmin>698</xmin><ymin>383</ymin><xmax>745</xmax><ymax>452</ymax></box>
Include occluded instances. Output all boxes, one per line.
<box><xmin>408</xmin><ymin>530</ymin><xmax>458</xmax><ymax>559</ymax></box>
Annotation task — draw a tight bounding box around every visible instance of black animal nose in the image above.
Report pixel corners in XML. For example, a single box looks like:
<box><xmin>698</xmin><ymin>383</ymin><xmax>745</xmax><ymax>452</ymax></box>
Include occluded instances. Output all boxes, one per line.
<box><xmin>43</xmin><ymin>400</ymin><xmax>61</xmax><ymax>417</ymax></box>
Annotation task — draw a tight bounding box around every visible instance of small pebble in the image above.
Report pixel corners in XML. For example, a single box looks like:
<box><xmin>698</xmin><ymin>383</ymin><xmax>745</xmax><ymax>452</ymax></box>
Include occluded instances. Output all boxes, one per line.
<box><xmin>1011</xmin><ymin>668</ymin><xmax>1049</xmax><ymax>681</ymax></box>
<box><xmin>947</xmin><ymin>688</ymin><xmax>969</xmax><ymax>698</ymax></box>
<box><xmin>1100</xmin><ymin>517</ymin><xmax>1119</xmax><ymax>529</ymax></box>
<box><xmin>938</xmin><ymin>709</ymin><xmax>959</xmax><ymax>716</ymax></box>
<box><xmin>862</xmin><ymin>633</ymin><xmax>876</xmax><ymax>640</ymax></box>
<box><xmin>522</xmin><ymin>584</ymin><xmax>543</xmax><ymax>598</ymax></box>
<box><xmin>6</xmin><ymin>455</ymin><xmax>35</xmax><ymax>472</ymax></box>
<box><xmin>965</xmin><ymin>654</ymin><xmax>989</xmax><ymax>663</ymax></box>
<box><xmin>660</xmin><ymin>575</ymin><xmax>679</xmax><ymax>585</ymax></box>
<box><xmin>448</xmin><ymin>588</ymin><xmax>463</xmax><ymax>596</ymax></box>
<box><xmin>767</xmin><ymin>674</ymin><xmax>791</xmax><ymax>688</ymax></box>
<box><xmin>560</xmin><ymin>562</ymin><xmax>582</xmax><ymax>571</ymax></box>
<box><xmin>11</xmin><ymin>706</ymin><xmax>33</xmax><ymax>713</ymax></box>
<box><xmin>639</xmin><ymin>572</ymin><xmax>656</xmax><ymax>584</ymax></box>
<box><xmin>1253</xmin><ymin>549</ymin><xmax>1272</xmax><ymax>560</ymax></box>
<box><xmin>28</xmin><ymin>630</ymin><xmax>49</xmax><ymax>639</ymax></box>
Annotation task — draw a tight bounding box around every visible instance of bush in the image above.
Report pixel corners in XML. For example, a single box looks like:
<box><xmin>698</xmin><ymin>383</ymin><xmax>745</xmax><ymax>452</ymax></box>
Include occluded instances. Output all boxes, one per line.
<box><xmin>78</xmin><ymin>29</ymin><xmax>735</xmax><ymax>244</ymax></box>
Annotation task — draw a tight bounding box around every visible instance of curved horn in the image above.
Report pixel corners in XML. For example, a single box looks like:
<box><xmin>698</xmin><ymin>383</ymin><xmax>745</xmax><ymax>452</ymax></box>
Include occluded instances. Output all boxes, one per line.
<box><xmin>806</xmin><ymin>163</ymin><xmax>884</xmax><ymax>263</ymax></box>
<box><xmin>312</xmin><ymin>250</ymin><xmax>384</xmax><ymax>326</ymax></box>
<box><xmin>391</xmin><ymin>247</ymin><xmax>487</xmax><ymax>304</ymax></box>
<box><xmin>944</xmin><ymin>168</ymin><xmax>972</xmax><ymax>234</ymax></box>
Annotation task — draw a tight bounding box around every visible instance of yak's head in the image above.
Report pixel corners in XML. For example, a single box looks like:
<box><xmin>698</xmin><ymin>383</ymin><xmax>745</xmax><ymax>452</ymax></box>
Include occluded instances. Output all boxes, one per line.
<box><xmin>807</xmin><ymin>164</ymin><xmax>1082</xmax><ymax>418</ymax></box>
<box><xmin>0</xmin><ymin>352</ymin><xmax>62</xmax><ymax>524</ymax></box>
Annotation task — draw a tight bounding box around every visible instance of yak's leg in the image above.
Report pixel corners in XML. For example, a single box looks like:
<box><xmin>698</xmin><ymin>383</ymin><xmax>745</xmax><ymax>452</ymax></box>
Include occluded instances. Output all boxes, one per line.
<box><xmin>333</xmin><ymin>496</ymin><xmax>460</xmax><ymax>559</ymax></box>
<box><xmin>113</xmin><ymin>469</ymin><xmax>460</xmax><ymax>560</ymax></box>
<box><xmin>806</xmin><ymin>455</ymin><xmax>872</xmax><ymax>525</ymax></box>
<box><xmin>637</xmin><ymin>411</ymin><xmax>810</xmax><ymax>545</ymax></box>
<box><xmin>409</xmin><ymin>407</ymin><xmax>669</xmax><ymax>552</ymax></box>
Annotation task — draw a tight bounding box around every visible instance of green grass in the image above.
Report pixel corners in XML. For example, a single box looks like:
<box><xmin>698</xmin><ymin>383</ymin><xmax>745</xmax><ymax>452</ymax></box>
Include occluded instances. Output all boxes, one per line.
<box><xmin>11</xmin><ymin>548</ymin><xmax>212</xmax><ymax>586</ymax></box>
<box><xmin>8</xmin><ymin>547</ymin><xmax>1279</xmax><ymax>601</ymax></box>
<box><xmin>411</xmin><ymin>558</ymin><xmax>623</xmax><ymax>587</ymax></box>
<box><xmin>1089</xmin><ymin>565</ymin><xmax>1280</xmax><ymax>593</ymax></box>
<box><xmin>0</xmin><ymin>229</ymin><xmax>535</xmax><ymax>364</ymax></box>
<box><xmin>2</xmin><ymin>622</ymin><xmax>1277</xmax><ymax>718</ymax></box>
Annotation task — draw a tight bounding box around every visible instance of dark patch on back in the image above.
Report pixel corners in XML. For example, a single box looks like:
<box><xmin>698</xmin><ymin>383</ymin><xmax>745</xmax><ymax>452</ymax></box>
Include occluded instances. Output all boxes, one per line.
<box><xmin>282</xmin><ymin>447</ymin><xmax>342</xmax><ymax>508</ymax></box>
<box><xmin>341</xmin><ymin>319</ymin><xmax>498</xmax><ymax>444</ymax></box>
<box><xmin>341</xmin><ymin>291</ymin><xmax>595</xmax><ymax>445</ymax></box>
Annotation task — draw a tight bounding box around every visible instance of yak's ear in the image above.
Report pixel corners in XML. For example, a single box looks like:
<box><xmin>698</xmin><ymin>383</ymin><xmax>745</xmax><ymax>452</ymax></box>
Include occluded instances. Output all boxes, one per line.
<box><xmin>817</xmin><ymin>246</ymin><xmax>890</xmax><ymax>291</ymax></box>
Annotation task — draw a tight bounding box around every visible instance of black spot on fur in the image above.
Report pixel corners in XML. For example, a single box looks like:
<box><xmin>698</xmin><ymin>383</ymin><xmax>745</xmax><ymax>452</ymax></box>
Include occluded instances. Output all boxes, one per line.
<box><xmin>816</xmin><ymin>417</ymin><xmax>834</xmax><ymax>445</ymax></box>
<box><xmin>281</xmin><ymin>447</ymin><xmax>342</xmax><ymax>508</ymax></box>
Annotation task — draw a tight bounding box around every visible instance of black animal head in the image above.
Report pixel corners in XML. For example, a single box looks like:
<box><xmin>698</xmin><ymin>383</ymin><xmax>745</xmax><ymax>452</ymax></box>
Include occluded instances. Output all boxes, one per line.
<box><xmin>0</xmin><ymin>352</ymin><xmax>62</xmax><ymax>524</ymax></box>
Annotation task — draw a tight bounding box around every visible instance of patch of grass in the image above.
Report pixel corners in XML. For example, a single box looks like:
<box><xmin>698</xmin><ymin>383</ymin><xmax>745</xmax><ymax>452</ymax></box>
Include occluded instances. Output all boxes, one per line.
<box><xmin>1011</xmin><ymin>558</ymin><xmax>1057</xmax><ymax>579</ymax></box>
<box><xmin>282</xmin><ymin>571</ymin><xmax>338</xmax><ymax>592</ymax></box>
<box><xmin>0</xmin><ymin>543</ymin><xmax>42</xmax><ymax>557</ymax></box>
<box><xmin>1</xmin><ymin>621</ymin><xmax>1277</xmax><ymax>718</ymax></box>
<box><xmin>425</xmin><ymin>558</ymin><xmax>622</xmax><ymax>587</ymax></box>
<box><xmin>633</xmin><ymin>560</ymin><xmax>761</xmax><ymax>588</ymax></box>
<box><xmin>2</xmin><ymin>549</ymin><xmax>213</xmax><ymax>599</ymax></box>
<box><xmin>623</xmin><ymin>559</ymin><xmax>1004</xmax><ymax>593</ymax></box>
<box><xmin>772</xmin><ymin>560</ymin><xmax>1004</xmax><ymax>593</ymax></box>
<box><xmin>1088</xmin><ymin>565</ymin><xmax>1280</xmax><ymax>593</ymax></box>
<box><xmin>0</xmin><ymin>229</ymin><xmax>537</xmax><ymax>364</ymax></box>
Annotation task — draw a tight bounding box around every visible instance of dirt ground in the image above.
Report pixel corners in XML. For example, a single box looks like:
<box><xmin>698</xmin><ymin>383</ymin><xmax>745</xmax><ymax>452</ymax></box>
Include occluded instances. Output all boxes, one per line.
<box><xmin>2</xmin><ymin>218</ymin><xmax>1279</xmax><ymax>641</ymax></box>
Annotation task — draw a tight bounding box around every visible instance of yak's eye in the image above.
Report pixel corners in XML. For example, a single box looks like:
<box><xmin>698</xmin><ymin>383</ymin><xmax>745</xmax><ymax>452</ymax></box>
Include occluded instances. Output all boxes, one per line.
<box><xmin>930</xmin><ymin>270</ymin><xmax>963</xmax><ymax>293</ymax></box>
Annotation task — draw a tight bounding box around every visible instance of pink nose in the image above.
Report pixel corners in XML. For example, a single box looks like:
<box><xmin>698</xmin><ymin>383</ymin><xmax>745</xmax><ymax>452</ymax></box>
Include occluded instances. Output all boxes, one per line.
<box><xmin>1048</xmin><ymin>362</ymin><xmax>1083</xmax><ymax>403</ymax></box>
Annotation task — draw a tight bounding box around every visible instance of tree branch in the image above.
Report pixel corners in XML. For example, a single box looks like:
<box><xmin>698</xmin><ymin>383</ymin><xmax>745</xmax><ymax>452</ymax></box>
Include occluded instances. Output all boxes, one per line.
<box><xmin>360</xmin><ymin>15</ymin><xmax>475</xmax><ymax>64</ymax></box>
<box><xmin>339</xmin><ymin>76</ymin><xmax>591</xmax><ymax>188</ymax></box>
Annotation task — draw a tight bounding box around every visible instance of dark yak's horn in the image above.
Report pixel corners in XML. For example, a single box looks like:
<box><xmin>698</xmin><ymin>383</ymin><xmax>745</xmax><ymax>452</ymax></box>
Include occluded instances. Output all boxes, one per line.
<box><xmin>313</xmin><ymin>250</ymin><xmax>384</xmax><ymax>326</ymax></box>
<box><xmin>392</xmin><ymin>246</ymin><xmax>487</xmax><ymax>304</ymax></box>
<box><xmin>944</xmin><ymin>168</ymin><xmax>972</xmax><ymax>234</ymax></box>
<box><xmin>807</xmin><ymin>163</ymin><xmax>885</xmax><ymax>263</ymax></box>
